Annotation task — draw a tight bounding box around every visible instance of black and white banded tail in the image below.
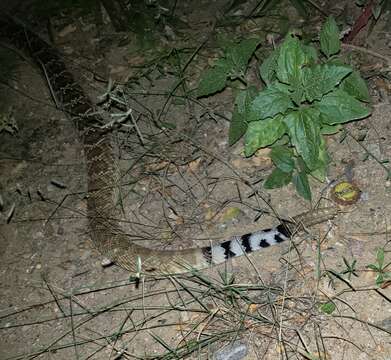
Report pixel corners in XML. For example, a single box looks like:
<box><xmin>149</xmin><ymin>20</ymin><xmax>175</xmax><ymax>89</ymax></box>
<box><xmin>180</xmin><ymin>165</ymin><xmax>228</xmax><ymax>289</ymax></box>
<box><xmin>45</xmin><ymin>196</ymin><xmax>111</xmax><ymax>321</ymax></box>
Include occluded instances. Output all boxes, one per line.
<box><xmin>202</xmin><ymin>223</ymin><xmax>292</xmax><ymax>265</ymax></box>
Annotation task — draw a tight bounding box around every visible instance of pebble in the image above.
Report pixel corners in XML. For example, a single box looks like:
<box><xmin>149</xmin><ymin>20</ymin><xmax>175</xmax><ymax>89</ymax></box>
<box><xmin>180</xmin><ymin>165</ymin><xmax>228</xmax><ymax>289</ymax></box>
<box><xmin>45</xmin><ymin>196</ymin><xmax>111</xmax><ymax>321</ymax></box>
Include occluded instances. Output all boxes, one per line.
<box><xmin>101</xmin><ymin>258</ymin><xmax>114</xmax><ymax>267</ymax></box>
<box><xmin>213</xmin><ymin>342</ymin><xmax>248</xmax><ymax>360</ymax></box>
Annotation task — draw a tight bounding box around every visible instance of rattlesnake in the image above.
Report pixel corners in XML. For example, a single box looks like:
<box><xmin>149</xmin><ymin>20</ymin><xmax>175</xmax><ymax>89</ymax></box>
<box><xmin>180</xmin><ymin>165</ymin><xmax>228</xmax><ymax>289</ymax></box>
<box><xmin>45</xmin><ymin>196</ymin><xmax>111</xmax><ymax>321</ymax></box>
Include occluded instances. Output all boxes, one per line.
<box><xmin>1</xmin><ymin>15</ymin><xmax>338</xmax><ymax>275</ymax></box>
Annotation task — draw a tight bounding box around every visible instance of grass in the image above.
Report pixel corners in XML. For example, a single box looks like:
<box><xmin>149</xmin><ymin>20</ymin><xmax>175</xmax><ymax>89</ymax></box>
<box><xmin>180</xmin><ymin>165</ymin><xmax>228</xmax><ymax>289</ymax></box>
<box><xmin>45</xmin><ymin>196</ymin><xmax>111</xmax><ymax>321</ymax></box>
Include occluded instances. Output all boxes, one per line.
<box><xmin>1</xmin><ymin>256</ymin><xmax>390</xmax><ymax>359</ymax></box>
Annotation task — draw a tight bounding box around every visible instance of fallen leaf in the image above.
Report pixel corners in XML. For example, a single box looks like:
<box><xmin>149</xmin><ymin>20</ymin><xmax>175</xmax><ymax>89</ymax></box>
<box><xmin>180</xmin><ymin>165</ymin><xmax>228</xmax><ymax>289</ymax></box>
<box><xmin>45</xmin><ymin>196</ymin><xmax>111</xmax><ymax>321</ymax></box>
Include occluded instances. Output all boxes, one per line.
<box><xmin>188</xmin><ymin>158</ymin><xmax>202</xmax><ymax>172</ymax></box>
<box><xmin>219</xmin><ymin>207</ymin><xmax>242</xmax><ymax>221</ymax></box>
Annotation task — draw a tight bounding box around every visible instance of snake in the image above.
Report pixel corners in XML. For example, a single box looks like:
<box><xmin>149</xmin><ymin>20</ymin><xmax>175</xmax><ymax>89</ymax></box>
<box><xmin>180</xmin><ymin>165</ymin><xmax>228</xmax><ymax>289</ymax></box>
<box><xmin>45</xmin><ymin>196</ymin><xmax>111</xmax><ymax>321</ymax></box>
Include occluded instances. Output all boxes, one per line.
<box><xmin>0</xmin><ymin>15</ymin><xmax>339</xmax><ymax>275</ymax></box>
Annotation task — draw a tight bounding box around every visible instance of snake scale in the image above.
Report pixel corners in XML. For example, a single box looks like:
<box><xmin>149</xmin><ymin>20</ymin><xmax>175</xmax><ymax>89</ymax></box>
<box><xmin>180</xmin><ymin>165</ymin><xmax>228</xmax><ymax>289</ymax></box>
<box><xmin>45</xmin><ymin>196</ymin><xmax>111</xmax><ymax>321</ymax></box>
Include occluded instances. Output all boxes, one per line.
<box><xmin>1</xmin><ymin>15</ymin><xmax>339</xmax><ymax>275</ymax></box>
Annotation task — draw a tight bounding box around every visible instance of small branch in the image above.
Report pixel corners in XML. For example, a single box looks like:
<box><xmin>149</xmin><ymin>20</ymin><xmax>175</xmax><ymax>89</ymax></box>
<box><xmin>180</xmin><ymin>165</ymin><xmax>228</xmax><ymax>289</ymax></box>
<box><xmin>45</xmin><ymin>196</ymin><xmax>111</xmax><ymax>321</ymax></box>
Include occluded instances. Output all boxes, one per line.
<box><xmin>343</xmin><ymin>0</ymin><xmax>375</xmax><ymax>43</ymax></box>
<box><xmin>341</xmin><ymin>43</ymin><xmax>391</xmax><ymax>68</ymax></box>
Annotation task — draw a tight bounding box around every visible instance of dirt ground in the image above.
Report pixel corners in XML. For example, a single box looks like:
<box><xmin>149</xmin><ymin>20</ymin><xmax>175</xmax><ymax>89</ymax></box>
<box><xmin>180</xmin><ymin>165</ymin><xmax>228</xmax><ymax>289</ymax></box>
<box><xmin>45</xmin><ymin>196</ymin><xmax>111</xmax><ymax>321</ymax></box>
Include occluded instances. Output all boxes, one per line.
<box><xmin>0</xmin><ymin>1</ymin><xmax>390</xmax><ymax>359</ymax></box>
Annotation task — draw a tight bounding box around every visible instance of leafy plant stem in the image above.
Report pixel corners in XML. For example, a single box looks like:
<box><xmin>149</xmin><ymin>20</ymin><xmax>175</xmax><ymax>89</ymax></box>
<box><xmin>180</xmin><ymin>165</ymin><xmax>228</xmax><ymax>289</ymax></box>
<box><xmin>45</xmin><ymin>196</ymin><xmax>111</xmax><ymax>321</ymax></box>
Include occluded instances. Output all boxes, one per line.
<box><xmin>197</xmin><ymin>16</ymin><xmax>371</xmax><ymax>200</ymax></box>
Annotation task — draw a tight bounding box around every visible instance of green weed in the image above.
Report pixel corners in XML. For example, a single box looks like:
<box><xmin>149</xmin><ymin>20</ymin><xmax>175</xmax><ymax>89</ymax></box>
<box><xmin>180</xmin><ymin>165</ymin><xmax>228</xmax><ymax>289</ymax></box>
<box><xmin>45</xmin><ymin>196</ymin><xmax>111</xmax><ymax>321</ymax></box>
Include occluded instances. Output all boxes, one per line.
<box><xmin>367</xmin><ymin>247</ymin><xmax>391</xmax><ymax>287</ymax></box>
<box><xmin>197</xmin><ymin>17</ymin><xmax>371</xmax><ymax>201</ymax></box>
<box><xmin>339</xmin><ymin>257</ymin><xmax>359</xmax><ymax>281</ymax></box>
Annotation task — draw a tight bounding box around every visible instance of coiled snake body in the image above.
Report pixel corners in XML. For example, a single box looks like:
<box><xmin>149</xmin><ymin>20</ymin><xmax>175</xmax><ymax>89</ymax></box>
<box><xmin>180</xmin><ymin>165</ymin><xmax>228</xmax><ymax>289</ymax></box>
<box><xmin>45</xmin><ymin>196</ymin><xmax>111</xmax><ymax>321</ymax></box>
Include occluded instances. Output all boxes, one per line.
<box><xmin>1</xmin><ymin>16</ymin><xmax>338</xmax><ymax>275</ymax></box>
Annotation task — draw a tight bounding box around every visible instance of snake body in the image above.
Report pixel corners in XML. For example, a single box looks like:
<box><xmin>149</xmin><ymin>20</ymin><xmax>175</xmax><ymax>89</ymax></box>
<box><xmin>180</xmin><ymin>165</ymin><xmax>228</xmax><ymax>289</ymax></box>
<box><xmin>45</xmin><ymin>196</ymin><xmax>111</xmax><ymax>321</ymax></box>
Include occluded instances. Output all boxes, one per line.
<box><xmin>1</xmin><ymin>16</ymin><xmax>338</xmax><ymax>274</ymax></box>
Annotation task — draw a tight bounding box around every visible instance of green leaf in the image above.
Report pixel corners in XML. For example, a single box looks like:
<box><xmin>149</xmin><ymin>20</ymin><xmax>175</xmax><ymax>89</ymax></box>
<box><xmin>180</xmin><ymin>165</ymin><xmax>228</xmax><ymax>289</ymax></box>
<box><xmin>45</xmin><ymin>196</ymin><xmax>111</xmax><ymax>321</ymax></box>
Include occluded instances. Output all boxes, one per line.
<box><xmin>311</xmin><ymin>168</ymin><xmax>325</xmax><ymax>185</ymax></box>
<box><xmin>264</xmin><ymin>167</ymin><xmax>292</xmax><ymax>189</ymax></box>
<box><xmin>341</xmin><ymin>71</ymin><xmax>371</xmax><ymax>102</ymax></box>
<box><xmin>227</xmin><ymin>38</ymin><xmax>261</xmax><ymax>74</ymax></box>
<box><xmin>376</xmin><ymin>248</ymin><xmax>385</xmax><ymax>267</ymax></box>
<box><xmin>303</xmin><ymin>64</ymin><xmax>352</xmax><ymax>102</ymax></box>
<box><xmin>259</xmin><ymin>48</ymin><xmax>279</xmax><ymax>85</ymax></box>
<box><xmin>251</xmin><ymin>83</ymin><xmax>294</xmax><ymax>119</ymax></box>
<box><xmin>197</xmin><ymin>59</ymin><xmax>230</xmax><ymax>97</ymax></box>
<box><xmin>372</xmin><ymin>3</ymin><xmax>382</xmax><ymax>20</ymax></box>
<box><xmin>270</xmin><ymin>146</ymin><xmax>295</xmax><ymax>173</ymax></box>
<box><xmin>317</xmin><ymin>89</ymin><xmax>371</xmax><ymax>125</ymax></box>
<box><xmin>326</xmin><ymin>57</ymin><xmax>344</xmax><ymax>66</ymax></box>
<box><xmin>283</xmin><ymin>107</ymin><xmax>321</xmax><ymax>170</ymax></box>
<box><xmin>291</xmin><ymin>85</ymin><xmax>304</xmax><ymax>106</ymax></box>
<box><xmin>244</xmin><ymin>115</ymin><xmax>286</xmax><ymax>156</ymax></box>
<box><xmin>293</xmin><ymin>170</ymin><xmax>312</xmax><ymax>200</ymax></box>
<box><xmin>319</xmin><ymin>301</ymin><xmax>336</xmax><ymax>314</ymax></box>
<box><xmin>311</xmin><ymin>138</ymin><xmax>329</xmax><ymax>181</ymax></box>
<box><xmin>229</xmin><ymin>88</ymin><xmax>258</xmax><ymax>145</ymax></box>
<box><xmin>229</xmin><ymin>109</ymin><xmax>247</xmax><ymax>146</ymax></box>
<box><xmin>367</xmin><ymin>264</ymin><xmax>380</xmax><ymax>271</ymax></box>
<box><xmin>376</xmin><ymin>274</ymin><xmax>384</xmax><ymax>287</ymax></box>
<box><xmin>302</xmin><ymin>44</ymin><xmax>318</xmax><ymax>64</ymax></box>
<box><xmin>320</xmin><ymin>123</ymin><xmax>341</xmax><ymax>135</ymax></box>
<box><xmin>276</xmin><ymin>34</ymin><xmax>308</xmax><ymax>85</ymax></box>
<box><xmin>296</xmin><ymin>155</ymin><xmax>310</xmax><ymax>172</ymax></box>
<box><xmin>320</xmin><ymin>16</ymin><xmax>341</xmax><ymax>58</ymax></box>
<box><xmin>235</xmin><ymin>86</ymin><xmax>258</xmax><ymax>115</ymax></box>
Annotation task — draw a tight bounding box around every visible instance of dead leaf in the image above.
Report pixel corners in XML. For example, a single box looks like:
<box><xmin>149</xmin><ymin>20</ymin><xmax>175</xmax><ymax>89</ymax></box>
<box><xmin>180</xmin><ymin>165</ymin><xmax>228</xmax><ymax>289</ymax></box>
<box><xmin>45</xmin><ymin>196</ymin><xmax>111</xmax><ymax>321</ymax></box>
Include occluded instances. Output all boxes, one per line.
<box><xmin>188</xmin><ymin>158</ymin><xmax>202</xmax><ymax>172</ymax></box>
<box><xmin>219</xmin><ymin>207</ymin><xmax>241</xmax><ymax>221</ymax></box>
<box><xmin>204</xmin><ymin>208</ymin><xmax>216</xmax><ymax>221</ymax></box>
<box><xmin>380</xmin><ymin>280</ymin><xmax>391</xmax><ymax>289</ymax></box>
<box><xmin>251</xmin><ymin>155</ymin><xmax>272</xmax><ymax>167</ymax></box>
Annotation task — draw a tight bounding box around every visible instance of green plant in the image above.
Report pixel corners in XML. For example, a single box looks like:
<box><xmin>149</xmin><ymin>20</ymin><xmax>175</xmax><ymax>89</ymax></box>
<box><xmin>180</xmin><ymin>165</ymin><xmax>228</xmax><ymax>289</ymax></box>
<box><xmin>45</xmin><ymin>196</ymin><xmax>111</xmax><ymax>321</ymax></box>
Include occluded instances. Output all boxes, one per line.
<box><xmin>319</xmin><ymin>301</ymin><xmax>336</xmax><ymax>315</ymax></box>
<box><xmin>367</xmin><ymin>247</ymin><xmax>391</xmax><ymax>287</ymax></box>
<box><xmin>197</xmin><ymin>17</ymin><xmax>371</xmax><ymax>200</ymax></box>
<box><xmin>339</xmin><ymin>257</ymin><xmax>359</xmax><ymax>280</ymax></box>
<box><xmin>197</xmin><ymin>38</ymin><xmax>261</xmax><ymax>96</ymax></box>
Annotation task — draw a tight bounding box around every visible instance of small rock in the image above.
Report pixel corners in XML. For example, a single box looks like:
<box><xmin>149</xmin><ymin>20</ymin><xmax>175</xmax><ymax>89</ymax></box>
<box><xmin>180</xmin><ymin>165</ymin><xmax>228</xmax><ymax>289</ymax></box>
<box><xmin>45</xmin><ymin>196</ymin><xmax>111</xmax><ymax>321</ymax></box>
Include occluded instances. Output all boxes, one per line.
<box><xmin>213</xmin><ymin>342</ymin><xmax>248</xmax><ymax>360</ymax></box>
<box><xmin>101</xmin><ymin>258</ymin><xmax>114</xmax><ymax>267</ymax></box>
